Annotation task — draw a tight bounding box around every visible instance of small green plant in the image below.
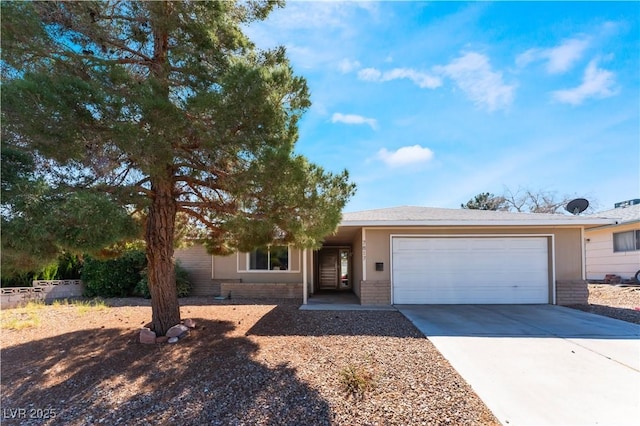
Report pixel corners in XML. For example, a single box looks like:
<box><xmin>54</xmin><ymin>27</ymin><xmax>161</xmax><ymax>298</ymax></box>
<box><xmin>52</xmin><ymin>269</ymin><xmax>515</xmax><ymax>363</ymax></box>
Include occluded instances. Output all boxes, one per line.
<box><xmin>338</xmin><ymin>364</ymin><xmax>375</xmax><ymax>400</ymax></box>
<box><xmin>38</xmin><ymin>262</ymin><xmax>59</xmax><ymax>280</ymax></box>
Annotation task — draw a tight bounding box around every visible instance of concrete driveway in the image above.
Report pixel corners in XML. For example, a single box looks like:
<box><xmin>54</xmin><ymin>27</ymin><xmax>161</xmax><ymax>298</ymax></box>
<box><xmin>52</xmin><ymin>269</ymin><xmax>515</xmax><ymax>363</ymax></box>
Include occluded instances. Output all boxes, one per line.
<box><xmin>397</xmin><ymin>304</ymin><xmax>640</xmax><ymax>426</ymax></box>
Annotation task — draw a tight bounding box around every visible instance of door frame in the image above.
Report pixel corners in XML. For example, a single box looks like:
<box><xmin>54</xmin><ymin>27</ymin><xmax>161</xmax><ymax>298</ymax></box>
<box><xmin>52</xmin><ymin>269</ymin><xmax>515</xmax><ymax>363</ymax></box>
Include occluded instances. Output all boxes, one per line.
<box><xmin>315</xmin><ymin>246</ymin><xmax>352</xmax><ymax>292</ymax></box>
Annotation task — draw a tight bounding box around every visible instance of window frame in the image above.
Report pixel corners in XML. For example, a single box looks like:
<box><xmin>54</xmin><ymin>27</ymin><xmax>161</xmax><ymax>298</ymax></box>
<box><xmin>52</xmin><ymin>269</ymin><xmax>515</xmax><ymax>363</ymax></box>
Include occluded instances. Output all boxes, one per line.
<box><xmin>245</xmin><ymin>245</ymin><xmax>292</xmax><ymax>272</ymax></box>
<box><xmin>612</xmin><ymin>230</ymin><xmax>640</xmax><ymax>252</ymax></box>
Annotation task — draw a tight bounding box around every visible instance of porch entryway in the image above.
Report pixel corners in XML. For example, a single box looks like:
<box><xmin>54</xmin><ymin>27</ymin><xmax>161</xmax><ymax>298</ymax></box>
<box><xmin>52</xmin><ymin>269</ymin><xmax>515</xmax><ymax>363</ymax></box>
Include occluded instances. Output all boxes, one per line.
<box><xmin>317</xmin><ymin>247</ymin><xmax>352</xmax><ymax>291</ymax></box>
<box><xmin>307</xmin><ymin>291</ymin><xmax>359</xmax><ymax>305</ymax></box>
<box><xmin>301</xmin><ymin>291</ymin><xmax>395</xmax><ymax>311</ymax></box>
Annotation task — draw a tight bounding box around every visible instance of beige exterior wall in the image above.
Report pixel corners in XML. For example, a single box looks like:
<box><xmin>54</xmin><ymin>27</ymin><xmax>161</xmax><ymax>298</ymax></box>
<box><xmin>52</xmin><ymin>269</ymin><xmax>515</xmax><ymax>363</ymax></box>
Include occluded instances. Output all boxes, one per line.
<box><xmin>553</xmin><ymin>228</ymin><xmax>583</xmax><ymax>280</ymax></box>
<box><xmin>177</xmin><ymin>225</ymin><xmax>589</xmax><ymax>304</ymax></box>
<box><xmin>176</xmin><ymin>245</ymin><xmax>306</xmax><ymax>298</ymax></box>
<box><xmin>358</xmin><ymin>226</ymin><xmax>586</xmax><ymax>305</ymax></box>
<box><xmin>217</xmin><ymin>248</ymin><xmax>304</xmax><ymax>283</ymax></box>
<box><xmin>175</xmin><ymin>246</ymin><xmax>217</xmax><ymax>296</ymax></box>
<box><xmin>585</xmin><ymin>223</ymin><xmax>640</xmax><ymax>280</ymax></box>
<box><xmin>351</xmin><ymin>229</ymin><xmax>363</xmax><ymax>299</ymax></box>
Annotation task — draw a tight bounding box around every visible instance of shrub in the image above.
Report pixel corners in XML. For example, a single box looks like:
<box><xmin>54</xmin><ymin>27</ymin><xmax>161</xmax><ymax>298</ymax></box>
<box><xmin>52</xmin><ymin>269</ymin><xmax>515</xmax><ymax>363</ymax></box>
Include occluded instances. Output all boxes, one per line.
<box><xmin>81</xmin><ymin>250</ymin><xmax>146</xmax><ymax>297</ymax></box>
<box><xmin>338</xmin><ymin>364</ymin><xmax>375</xmax><ymax>400</ymax></box>
<box><xmin>134</xmin><ymin>261</ymin><xmax>192</xmax><ymax>298</ymax></box>
<box><xmin>1</xmin><ymin>252</ymin><xmax>82</xmax><ymax>287</ymax></box>
<box><xmin>55</xmin><ymin>253</ymin><xmax>83</xmax><ymax>279</ymax></box>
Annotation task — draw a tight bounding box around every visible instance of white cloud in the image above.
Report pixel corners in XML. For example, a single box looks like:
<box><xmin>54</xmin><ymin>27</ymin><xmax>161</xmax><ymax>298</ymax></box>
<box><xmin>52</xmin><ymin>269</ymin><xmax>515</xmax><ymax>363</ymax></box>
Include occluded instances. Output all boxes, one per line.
<box><xmin>435</xmin><ymin>52</ymin><xmax>515</xmax><ymax>112</ymax></box>
<box><xmin>265</xmin><ymin>2</ymin><xmax>376</xmax><ymax>31</ymax></box>
<box><xmin>332</xmin><ymin>113</ymin><xmax>378</xmax><ymax>130</ymax></box>
<box><xmin>358</xmin><ymin>67</ymin><xmax>442</xmax><ymax>89</ymax></box>
<box><xmin>338</xmin><ymin>58</ymin><xmax>361</xmax><ymax>73</ymax></box>
<box><xmin>552</xmin><ymin>59</ymin><xmax>618</xmax><ymax>105</ymax></box>
<box><xmin>516</xmin><ymin>37</ymin><xmax>590</xmax><ymax>74</ymax></box>
<box><xmin>358</xmin><ymin>67</ymin><xmax>382</xmax><ymax>81</ymax></box>
<box><xmin>377</xmin><ymin>145</ymin><xmax>434</xmax><ymax>167</ymax></box>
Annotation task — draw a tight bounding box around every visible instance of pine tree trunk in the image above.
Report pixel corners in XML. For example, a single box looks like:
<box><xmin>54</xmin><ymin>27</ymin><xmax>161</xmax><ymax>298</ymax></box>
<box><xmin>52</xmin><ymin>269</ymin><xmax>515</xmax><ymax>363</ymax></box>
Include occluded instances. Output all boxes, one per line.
<box><xmin>146</xmin><ymin>178</ymin><xmax>180</xmax><ymax>336</ymax></box>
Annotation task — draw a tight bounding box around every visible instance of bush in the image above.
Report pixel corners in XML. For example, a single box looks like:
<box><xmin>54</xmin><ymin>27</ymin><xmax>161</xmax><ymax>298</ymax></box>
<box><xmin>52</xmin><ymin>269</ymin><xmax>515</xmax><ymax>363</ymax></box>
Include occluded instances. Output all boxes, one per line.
<box><xmin>81</xmin><ymin>250</ymin><xmax>146</xmax><ymax>297</ymax></box>
<box><xmin>1</xmin><ymin>252</ymin><xmax>83</xmax><ymax>287</ymax></box>
<box><xmin>134</xmin><ymin>261</ymin><xmax>192</xmax><ymax>298</ymax></box>
<box><xmin>56</xmin><ymin>252</ymin><xmax>83</xmax><ymax>279</ymax></box>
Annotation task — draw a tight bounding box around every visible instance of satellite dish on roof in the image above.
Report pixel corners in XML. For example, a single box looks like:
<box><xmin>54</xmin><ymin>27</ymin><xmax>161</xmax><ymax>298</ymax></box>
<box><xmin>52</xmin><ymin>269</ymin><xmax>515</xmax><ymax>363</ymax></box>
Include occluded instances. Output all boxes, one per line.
<box><xmin>566</xmin><ymin>198</ymin><xmax>589</xmax><ymax>215</ymax></box>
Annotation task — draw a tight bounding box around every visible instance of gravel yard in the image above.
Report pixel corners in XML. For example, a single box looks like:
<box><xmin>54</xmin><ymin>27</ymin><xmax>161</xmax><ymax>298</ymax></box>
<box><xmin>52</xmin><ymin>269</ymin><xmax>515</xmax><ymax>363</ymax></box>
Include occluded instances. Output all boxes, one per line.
<box><xmin>569</xmin><ymin>283</ymin><xmax>640</xmax><ymax>324</ymax></box>
<box><xmin>1</xmin><ymin>298</ymin><xmax>498</xmax><ymax>425</ymax></box>
<box><xmin>2</xmin><ymin>283</ymin><xmax>637</xmax><ymax>425</ymax></box>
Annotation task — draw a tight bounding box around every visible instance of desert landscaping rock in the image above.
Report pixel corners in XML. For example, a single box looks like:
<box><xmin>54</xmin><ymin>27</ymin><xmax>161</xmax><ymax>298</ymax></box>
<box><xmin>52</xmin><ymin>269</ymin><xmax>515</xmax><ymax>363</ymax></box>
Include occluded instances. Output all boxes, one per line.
<box><xmin>570</xmin><ymin>283</ymin><xmax>640</xmax><ymax>324</ymax></box>
<box><xmin>1</xmin><ymin>284</ymin><xmax>636</xmax><ymax>425</ymax></box>
<box><xmin>139</xmin><ymin>328</ymin><xmax>156</xmax><ymax>344</ymax></box>
<box><xmin>166</xmin><ymin>323</ymin><xmax>189</xmax><ymax>338</ymax></box>
<box><xmin>167</xmin><ymin>336</ymin><xmax>179</xmax><ymax>344</ymax></box>
<box><xmin>183</xmin><ymin>318</ymin><xmax>196</xmax><ymax>328</ymax></box>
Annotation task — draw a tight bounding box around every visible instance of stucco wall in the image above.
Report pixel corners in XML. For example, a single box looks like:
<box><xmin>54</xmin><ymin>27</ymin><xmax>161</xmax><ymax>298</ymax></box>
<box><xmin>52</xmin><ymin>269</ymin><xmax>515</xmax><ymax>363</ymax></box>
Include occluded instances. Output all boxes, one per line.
<box><xmin>585</xmin><ymin>223</ymin><xmax>640</xmax><ymax>280</ymax></box>
<box><xmin>351</xmin><ymin>228</ymin><xmax>363</xmax><ymax>299</ymax></box>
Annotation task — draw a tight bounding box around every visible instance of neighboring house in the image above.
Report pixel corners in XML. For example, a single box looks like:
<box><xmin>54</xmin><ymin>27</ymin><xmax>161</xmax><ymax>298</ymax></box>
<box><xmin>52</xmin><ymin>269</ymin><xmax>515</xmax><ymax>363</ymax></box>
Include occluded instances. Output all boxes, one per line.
<box><xmin>585</xmin><ymin>201</ymin><xmax>640</xmax><ymax>282</ymax></box>
<box><xmin>176</xmin><ymin>206</ymin><xmax>613</xmax><ymax>306</ymax></box>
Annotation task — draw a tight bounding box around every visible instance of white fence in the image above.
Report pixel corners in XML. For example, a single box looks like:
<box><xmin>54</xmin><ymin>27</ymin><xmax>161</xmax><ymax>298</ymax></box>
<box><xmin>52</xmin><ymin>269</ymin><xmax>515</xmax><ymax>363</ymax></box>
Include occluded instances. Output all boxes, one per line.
<box><xmin>1</xmin><ymin>280</ymin><xmax>84</xmax><ymax>309</ymax></box>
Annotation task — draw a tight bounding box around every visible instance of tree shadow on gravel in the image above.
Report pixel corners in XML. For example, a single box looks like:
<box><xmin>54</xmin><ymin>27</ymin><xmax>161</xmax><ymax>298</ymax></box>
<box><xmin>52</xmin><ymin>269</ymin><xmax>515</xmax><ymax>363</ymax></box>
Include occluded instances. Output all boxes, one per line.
<box><xmin>1</xmin><ymin>318</ymin><xmax>332</xmax><ymax>425</ymax></box>
<box><xmin>247</xmin><ymin>305</ymin><xmax>425</xmax><ymax>338</ymax></box>
<box><xmin>102</xmin><ymin>297</ymin><xmax>302</xmax><ymax>308</ymax></box>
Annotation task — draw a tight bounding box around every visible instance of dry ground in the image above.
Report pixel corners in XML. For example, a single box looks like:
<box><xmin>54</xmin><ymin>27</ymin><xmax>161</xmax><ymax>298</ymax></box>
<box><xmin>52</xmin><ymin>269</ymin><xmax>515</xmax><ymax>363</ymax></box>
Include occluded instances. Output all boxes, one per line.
<box><xmin>1</xmin><ymin>283</ymin><xmax>638</xmax><ymax>425</ymax></box>
<box><xmin>569</xmin><ymin>283</ymin><xmax>640</xmax><ymax>324</ymax></box>
<box><xmin>2</xmin><ymin>299</ymin><xmax>496</xmax><ymax>426</ymax></box>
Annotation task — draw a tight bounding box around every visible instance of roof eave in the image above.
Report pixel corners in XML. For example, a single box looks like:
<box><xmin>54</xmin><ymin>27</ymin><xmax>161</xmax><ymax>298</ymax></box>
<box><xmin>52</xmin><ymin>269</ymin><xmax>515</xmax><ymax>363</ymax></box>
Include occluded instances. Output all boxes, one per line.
<box><xmin>585</xmin><ymin>218</ymin><xmax>640</xmax><ymax>232</ymax></box>
<box><xmin>340</xmin><ymin>219</ymin><xmax>616</xmax><ymax>227</ymax></box>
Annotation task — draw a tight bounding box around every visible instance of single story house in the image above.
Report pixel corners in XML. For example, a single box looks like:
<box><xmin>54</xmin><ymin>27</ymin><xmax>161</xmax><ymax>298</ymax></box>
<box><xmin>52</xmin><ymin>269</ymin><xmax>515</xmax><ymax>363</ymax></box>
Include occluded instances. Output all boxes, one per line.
<box><xmin>175</xmin><ymin>206</ymin><xmax>614</xmax><ymax>306</ymax></box>
<box><xmin>585</xmin><ymin>201</ymin><xmax>640</xmax><ymax>282</ymax></box>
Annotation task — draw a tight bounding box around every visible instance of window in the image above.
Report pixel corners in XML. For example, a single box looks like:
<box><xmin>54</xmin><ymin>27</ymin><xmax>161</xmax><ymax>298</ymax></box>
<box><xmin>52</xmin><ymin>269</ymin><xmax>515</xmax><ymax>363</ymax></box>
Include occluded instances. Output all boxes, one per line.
<box><xmin>613</xmin><ymin>230</ymin><xmax>640</xmax><ymax>252</ymax></box>
<box><xmin>249</xmin><ymin>246</ymin><xmax>289</xmax><ymax>270</ymax></box>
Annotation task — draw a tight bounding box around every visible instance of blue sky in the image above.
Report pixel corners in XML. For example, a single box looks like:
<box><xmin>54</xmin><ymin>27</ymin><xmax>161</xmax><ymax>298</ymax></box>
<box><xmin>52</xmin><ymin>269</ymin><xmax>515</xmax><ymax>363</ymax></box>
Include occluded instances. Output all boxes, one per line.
<box><xmin>244</xmin><ymin>1</ymin><xmax>639</xmax><ymax>213</ymax></box>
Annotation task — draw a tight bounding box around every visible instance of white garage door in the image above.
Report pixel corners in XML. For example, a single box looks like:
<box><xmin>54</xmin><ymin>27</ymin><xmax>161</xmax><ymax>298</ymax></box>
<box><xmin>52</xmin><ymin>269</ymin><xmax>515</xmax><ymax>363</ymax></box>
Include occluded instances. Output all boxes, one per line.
<box><xmin>392</xmin><ymin>237</ymin><xmax>549</xmax><ymax>304</ymax></box>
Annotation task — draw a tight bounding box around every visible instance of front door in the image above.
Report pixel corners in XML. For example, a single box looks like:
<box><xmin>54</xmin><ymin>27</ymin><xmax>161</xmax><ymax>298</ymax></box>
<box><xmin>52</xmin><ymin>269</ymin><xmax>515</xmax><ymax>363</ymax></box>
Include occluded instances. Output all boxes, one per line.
<box><xmin>318</xmin><ymin>248</ymin><xmax>351</xmax><ymax>290</ymax></box>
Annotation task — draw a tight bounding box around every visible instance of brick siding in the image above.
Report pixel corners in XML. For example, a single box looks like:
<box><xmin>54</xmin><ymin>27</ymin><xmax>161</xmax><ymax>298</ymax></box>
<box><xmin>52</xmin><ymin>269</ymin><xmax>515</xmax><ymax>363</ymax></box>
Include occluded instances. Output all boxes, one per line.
<box><xmin>555</xmin><ymin>279</ymin><xmax>589</xmax><ymax>305</ymax></box>
<box><xmin>360</xmin><ymin>280</ymin><xmax>391</xmax><ymax>305</ymax></box>
<box><xmin>220</xmin><ymin>282</ymin><xmax>302</xmax><ymax>299</ymax></box>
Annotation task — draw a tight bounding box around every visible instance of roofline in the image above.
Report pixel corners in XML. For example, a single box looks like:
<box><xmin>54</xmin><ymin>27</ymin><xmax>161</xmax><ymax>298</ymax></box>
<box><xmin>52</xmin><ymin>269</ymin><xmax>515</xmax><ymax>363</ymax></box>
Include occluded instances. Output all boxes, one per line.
<box><xmin>340</xmin><ymin>219</ymin><xmax>616</xmax><ymax>227</ymax></box>
<box><xmin>584</xmin><ymin>218</ymin><xmax>640</xmax><ymax>231</ymax></box>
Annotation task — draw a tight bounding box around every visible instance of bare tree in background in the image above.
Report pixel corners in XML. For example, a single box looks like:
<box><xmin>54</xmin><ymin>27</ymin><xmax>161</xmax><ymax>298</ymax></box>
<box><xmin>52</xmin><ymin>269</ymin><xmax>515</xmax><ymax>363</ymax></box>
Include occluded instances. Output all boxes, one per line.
<box><xmin>464</xmin><ymin>187</ymin><xmax>598</xmax><ymax>214</ymax></box>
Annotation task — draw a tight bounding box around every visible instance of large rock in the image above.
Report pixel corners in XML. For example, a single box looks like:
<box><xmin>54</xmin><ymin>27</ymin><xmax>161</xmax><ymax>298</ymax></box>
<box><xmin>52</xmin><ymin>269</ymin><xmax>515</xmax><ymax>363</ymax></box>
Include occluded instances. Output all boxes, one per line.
<box><xmin>166</xmin><ymin>324</ymin><xmax>189</xmax><ymax>338</ymax></box>
<box><xmin>183</xmin><ymin>318</ymin><xmax>196</xmax><ymax>329</ymax></box>
<box><xmin>139</xmin><ymin>328</ymin><xmax>156</xmax><ymax>344</ymax></box>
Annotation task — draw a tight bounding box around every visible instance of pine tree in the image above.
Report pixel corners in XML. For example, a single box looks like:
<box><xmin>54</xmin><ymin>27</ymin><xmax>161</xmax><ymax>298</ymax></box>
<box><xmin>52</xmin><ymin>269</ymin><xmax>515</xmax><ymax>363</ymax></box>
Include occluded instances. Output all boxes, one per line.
<box><xmin>1</xmin><ymin>1</ymin><xmax>355</xmax><ymax>335</ymax></box>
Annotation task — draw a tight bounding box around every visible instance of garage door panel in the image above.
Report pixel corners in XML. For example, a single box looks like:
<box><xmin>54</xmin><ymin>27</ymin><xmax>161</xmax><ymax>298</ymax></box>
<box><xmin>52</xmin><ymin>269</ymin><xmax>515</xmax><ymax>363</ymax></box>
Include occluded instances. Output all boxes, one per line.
<box><xmin>392</xmin><ymin>237</ymin><xmax>549</xmax><ymax>304</ymax></box>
